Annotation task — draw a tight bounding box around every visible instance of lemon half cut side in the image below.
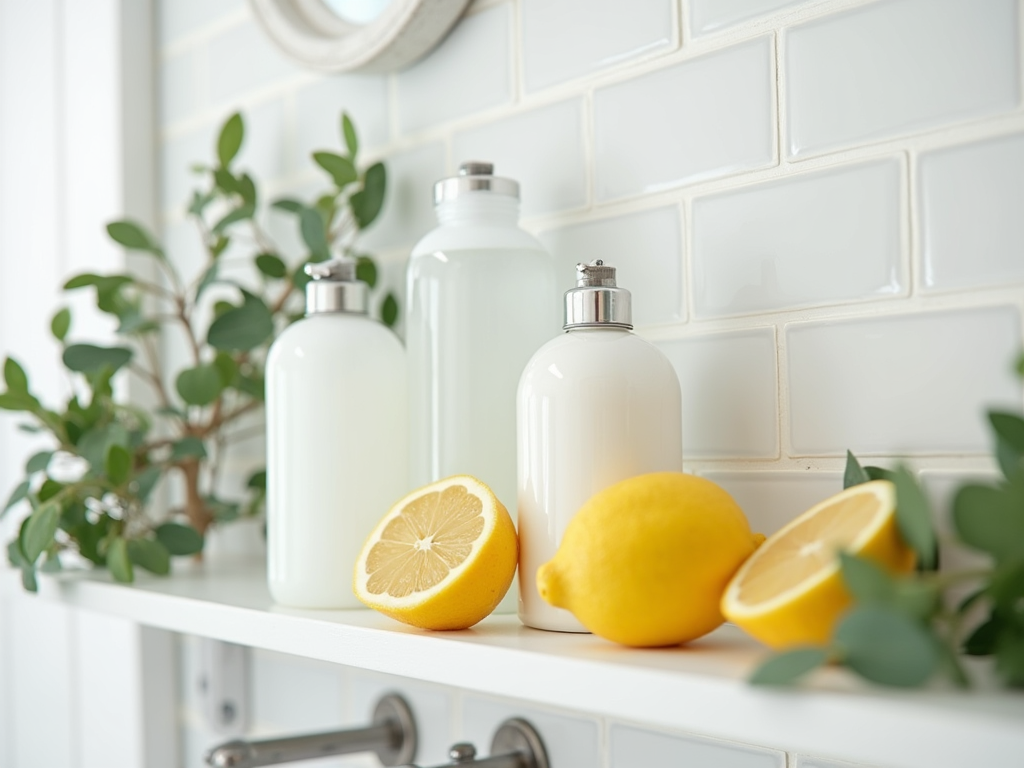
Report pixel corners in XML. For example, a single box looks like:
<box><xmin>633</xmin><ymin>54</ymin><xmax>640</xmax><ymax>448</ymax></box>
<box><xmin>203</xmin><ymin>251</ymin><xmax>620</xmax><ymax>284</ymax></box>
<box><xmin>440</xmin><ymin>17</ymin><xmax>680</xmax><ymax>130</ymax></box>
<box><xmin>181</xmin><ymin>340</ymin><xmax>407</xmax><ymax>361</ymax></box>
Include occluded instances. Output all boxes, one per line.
<box><xmin>354</xmin><ymin>475</ymin><xmax>518</xmax><ymax>631</ymax></box>
<box><xmin>721</xmin><ymin>479</ymin><xmax>916</xmax><ymax>649</ymax></box>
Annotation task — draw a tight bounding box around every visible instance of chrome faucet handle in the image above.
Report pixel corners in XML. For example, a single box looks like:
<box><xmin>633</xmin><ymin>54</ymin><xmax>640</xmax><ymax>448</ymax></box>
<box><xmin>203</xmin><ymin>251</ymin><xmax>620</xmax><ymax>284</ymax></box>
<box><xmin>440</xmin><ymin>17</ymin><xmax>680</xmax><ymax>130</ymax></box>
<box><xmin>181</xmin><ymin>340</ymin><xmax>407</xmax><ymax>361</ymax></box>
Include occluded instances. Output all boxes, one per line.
<box><xmin>205</xmin><ymin>693</ymin><xmax>416</xmax><ymax>768</ymax></box>
<box><xmin>412</xmin><ymin>718</ymin><xmax>549</xmax><ymax>768</ymax></box>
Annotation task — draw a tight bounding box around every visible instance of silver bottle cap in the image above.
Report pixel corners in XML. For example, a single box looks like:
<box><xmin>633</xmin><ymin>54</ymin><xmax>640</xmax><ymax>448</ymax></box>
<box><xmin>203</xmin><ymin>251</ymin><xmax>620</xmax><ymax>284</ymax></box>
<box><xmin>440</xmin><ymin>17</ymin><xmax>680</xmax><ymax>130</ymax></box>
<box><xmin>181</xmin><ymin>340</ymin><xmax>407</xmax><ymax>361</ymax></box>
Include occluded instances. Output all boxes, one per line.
<box><xmin>433</xmin><ymin>161</ymin><xmax>520</xmax><ymax>205</ymax></box>
<box><xmin>304</xmin><ymin>259</ymin><xmax>368</xmax><ymax>315</ymax></box>
<box><xmin>564</xmin><ymin>260</ymin><xmax>632</xmax><ymax>330</ymax></box>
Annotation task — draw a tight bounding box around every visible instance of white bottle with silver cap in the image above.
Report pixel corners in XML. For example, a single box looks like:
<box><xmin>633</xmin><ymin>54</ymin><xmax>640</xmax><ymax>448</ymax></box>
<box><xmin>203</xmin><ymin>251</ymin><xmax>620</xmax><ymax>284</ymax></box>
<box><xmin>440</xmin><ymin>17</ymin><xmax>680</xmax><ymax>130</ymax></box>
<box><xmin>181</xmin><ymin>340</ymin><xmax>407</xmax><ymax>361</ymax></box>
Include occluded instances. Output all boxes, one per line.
<box><xmin>266</xmin><ymin>259</ymin><xmax>408</xmax><ymax>608</ymax></box>
<box><xmin>407</xmin><ymin>161</ymin><xmax>558</xmax><ymax>517</ymax></box>
<box><xmin>516</xmin><ymin>260</ymin><xmax>683</xmax><ymax>631</ymax></box>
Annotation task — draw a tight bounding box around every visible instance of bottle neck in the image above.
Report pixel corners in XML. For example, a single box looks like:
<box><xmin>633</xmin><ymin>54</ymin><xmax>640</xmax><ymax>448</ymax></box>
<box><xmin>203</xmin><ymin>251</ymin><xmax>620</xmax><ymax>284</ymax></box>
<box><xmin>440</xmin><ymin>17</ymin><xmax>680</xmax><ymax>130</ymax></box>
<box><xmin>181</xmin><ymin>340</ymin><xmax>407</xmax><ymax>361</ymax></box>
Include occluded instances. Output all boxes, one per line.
<box><xmin>435</xmin><ymin>194</ymin><xmax>520</xmax><ymax>226</ymax></box>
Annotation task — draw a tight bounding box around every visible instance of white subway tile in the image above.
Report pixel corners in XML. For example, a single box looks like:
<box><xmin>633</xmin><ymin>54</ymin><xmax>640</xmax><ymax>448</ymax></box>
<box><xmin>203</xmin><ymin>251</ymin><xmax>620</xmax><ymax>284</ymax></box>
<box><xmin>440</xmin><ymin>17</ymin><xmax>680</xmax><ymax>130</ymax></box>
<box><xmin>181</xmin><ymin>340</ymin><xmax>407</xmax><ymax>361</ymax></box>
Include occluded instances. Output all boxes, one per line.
<box><xmin>158</xmin><ymin>0</ymin><xmax>243</xmax><ymax>46</ymax></box>
<box><xmin>785</xmin><ymin>0</ymin><xmax>1020</xmax><ymax>157</ymax></box>
<box><xmin>786</xmin><ymin>306</ymin><xmax>1024</xmax><ymax>455</ymax></box>
<box><xmin>460</xmin><ymin>695</ymin><xmax>601</xmax><ymax>768</ymax></box>
<box><xmin>250</xmin><ymin>649</ymin><xmax>345</xmax><ymax>734</ymax></box>
<box><xmin>161</xmin><ymin>126</ymin><xmax>214</xmax><ymax>213</ymax></box>
<box><xmin>796</xmin><ymin>756</ymin><xmax>880</xmax><ymax>768</ymax></box>
<box><xmin>359</xmin><ymin>142</ymin><xmax>447</xmax><ymax>250</ymax></box>
<box><xmin>692</xmin><ymin>159</ymin><xmax>903</xmax><ymax>317</ymax></box>
<box><xmin>609</xmin><ymin>723</ymin><xmax>786</xmax><ymax>768</ymax></box>
<box><xmin>349</xmin><ymin>670</ymin><xmax>456</xmax><ymax>766</ymax></box>
<box><xmin>690</xmin><ymin>0</ymin><xmax>808</xmax><ymax>36</ymax></box>
<box><xmin>521</xmin><ymin>0</ymin><xmax>675</xmax><ymax>92</ymax></box>
<box><xmin>160</xmin><ymin>49</ymin><xmax>198</xmax><ymax>126</ymax></box>
<box><xmin>397</xmin><ymin>4</ymin><xmax>512</xmax><ymax>134</ymax></box>
<box><xmin>235</xmin><ymin>98</ymin><xmax>289</xmax><ymax>184</ymax></box>
<box><xmin>207</xmin><ymin>20</ymin><xmax>302</xmax><ymax>105</ymax></box>
<box><xmin>454</xmin><ymin>100</ymin><xmax>587</xmax><ymax>216</ymax></box>
<box><xmin>291</xmin><ymin>74</ymin><xmax>390</xmax><ymax>174</ymax></box>
<box><xmin>594</xmin><ymin>37</ymin><xmax>774</xmax><ymax>201</ymax></box>
<box><xmin>700</xmin><ymin>471</ymin><xmax>843</xmax><ymax>536</ymax></box>
<box><xmin>919</xmin><ymin>133</ymin><xmax>1024</xmax><ymax>292</ymax></box>
<box><xmin>658</xmin><ymin>328</ymin><xmax>779</xmax><ymax>458</ymax></box>
<box><xmin>538</xmin><ymin>206</ymin><xmax>683</xmax><ymax>326</ymax></box>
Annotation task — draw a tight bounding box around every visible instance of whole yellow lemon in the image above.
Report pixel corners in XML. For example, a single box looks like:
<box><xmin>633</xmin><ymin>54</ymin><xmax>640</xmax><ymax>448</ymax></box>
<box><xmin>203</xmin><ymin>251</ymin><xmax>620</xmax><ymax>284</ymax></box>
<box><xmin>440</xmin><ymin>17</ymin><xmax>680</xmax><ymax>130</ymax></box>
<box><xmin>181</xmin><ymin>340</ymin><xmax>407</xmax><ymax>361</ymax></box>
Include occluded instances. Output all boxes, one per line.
<box><xmin>536</xmin><ymin>472</ymin><xmax>763</xmax><ymax>647</ymax></box>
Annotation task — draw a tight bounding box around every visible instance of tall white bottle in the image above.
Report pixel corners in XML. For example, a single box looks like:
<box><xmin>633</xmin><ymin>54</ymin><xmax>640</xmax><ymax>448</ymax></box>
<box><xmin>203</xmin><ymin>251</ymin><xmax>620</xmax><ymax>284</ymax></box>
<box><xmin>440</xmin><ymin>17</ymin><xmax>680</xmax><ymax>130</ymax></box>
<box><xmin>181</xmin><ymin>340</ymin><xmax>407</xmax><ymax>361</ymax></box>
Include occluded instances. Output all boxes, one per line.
<box><xmin>406</xmin><ymin>162</ymin><xmax>558</xmax><ymax>514</ymax></box>
<box><xmin>266</xmin><ymin>260</ymin><xmax>408</xmax><ymax>608</ymax></box>
<box><xmin>517</xmin><ymin>261</ymin><xmax>683</xmax><ymax>631</ymax></box>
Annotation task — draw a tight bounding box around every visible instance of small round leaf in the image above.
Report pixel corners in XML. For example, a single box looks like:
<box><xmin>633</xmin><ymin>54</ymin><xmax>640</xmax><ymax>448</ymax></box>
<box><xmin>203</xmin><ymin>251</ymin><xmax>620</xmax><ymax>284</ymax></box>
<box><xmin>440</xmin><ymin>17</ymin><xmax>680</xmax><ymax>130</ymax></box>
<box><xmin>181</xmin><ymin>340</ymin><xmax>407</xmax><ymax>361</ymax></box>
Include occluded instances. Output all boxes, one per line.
<box><xmin>835</xmin><ymin>606</ymin><xmax>939</xmax><ymax>687</ymax></box>
<box><xmin>176</xmin><ymin>364</ymin><xmax>224</xmax><ymax>406</ymax></box>
<box><xmin>155</xmin><ymin>523</ymin><xmax>204</xmax><ymax>556</ymax></box>
<box><xmin>51</xmin><ymin>307</ymin><xmax>71</xmax><ymax>341</ymax></box>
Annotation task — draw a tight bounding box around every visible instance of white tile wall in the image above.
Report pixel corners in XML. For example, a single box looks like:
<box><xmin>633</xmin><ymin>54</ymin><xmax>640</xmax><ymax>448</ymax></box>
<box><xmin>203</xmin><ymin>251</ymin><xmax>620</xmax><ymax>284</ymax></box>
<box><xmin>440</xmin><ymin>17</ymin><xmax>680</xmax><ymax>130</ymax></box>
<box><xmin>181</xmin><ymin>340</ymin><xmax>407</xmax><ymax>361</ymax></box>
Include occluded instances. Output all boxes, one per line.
<box><xmin>701</xmin><ymin>471</ymin><xmax>843</xmax><ymax>536</ymax></box>
<box><xmin>785</xmin><ymin>0</ymin><xmax>1020</xmax><ymax>157</ymax></box>
<box><xmin>918</xmin><ymin>132</ymin><xmax>1024</xmax><ymax>292</ymax></box>
<box><xmin>593</xmin><ymin>36</ymin><xmax>775</xmax><ymax>200</ymax></box>
<box><xmin>691</xmin><ymin>159</ymin><xmax>904</xmax><ymax>317</ymax></box>
<box><xmin>796</xmin><ymin>755</ymin><xmax>880</xmax><ymax>768</ymax></box>
<box><xmin>148</xmin><ymin>0</ymin><xmax>1024</xmax><ymax>764</ymax></box>
<box><xmin>609</xmin><ymin>722</ymin><xmax>786</xmax><ymax>768</ymax></box>
<box><xmin>787</xmin><ymin>306</ymin><xmax>1024</xmax><ymax>455</ymax></box>
<box><xmin>538</xmin><ymin>206</ymin><xmax>684</xmax><ymax>326</ymax></box>
<box><xmin>521</xmin><ymin>0</ymin><xmax>676</xmax><ymax>92</ymax></box>
<box><xmin>689</xmin><ymin>0</ymin><xmax>807</xmax><ymax>37</ymax></box>
<box><xmin>397</xmin><ymin>3</ymin><xmax>512</xmax><ymax>133</ymax></box>
<box><xmin>659</xmin><ymin>329</ymin><xmax>779</xmax><ymax>458</ymax></box>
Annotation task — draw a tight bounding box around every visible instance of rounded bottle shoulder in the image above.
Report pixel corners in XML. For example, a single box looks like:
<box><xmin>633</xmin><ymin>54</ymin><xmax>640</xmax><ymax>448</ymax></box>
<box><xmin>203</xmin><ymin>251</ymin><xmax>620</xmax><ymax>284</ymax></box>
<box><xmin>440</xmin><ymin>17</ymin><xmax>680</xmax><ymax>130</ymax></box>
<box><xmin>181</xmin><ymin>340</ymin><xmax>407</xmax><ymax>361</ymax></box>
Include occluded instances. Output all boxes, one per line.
<box><xmin>411</xmin><ymin>222</ymin><xmax>547</xmax><ymax>257</ymax></box>
<box><xmin>268</xmin><ymin>313</ymin><xmax>404</xmax><ymax>362</ymax></box>
<box><xmin>521</xmin><ymin>329</ymin><xmax>678</xmax><ymax>383</ymax></box>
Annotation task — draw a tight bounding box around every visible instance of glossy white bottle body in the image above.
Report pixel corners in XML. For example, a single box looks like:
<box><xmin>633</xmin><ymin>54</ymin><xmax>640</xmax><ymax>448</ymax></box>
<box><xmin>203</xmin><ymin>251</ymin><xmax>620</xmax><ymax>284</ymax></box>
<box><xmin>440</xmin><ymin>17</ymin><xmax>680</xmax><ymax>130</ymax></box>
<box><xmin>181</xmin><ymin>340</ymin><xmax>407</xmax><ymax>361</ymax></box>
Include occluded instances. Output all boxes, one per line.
<box><xmin>407</xmin><ymin>195</ymin><xmax>559</xmax><ymax>514</ymax></box>
<box><xmin>266</xmin><ymin>313</ymin><xmax>408</xmax><ymax>608</ymax></box>
<box><xmin>517</xmin><ymin>328</ymin><xmax>683</xmax><ymax>631</ymax></box>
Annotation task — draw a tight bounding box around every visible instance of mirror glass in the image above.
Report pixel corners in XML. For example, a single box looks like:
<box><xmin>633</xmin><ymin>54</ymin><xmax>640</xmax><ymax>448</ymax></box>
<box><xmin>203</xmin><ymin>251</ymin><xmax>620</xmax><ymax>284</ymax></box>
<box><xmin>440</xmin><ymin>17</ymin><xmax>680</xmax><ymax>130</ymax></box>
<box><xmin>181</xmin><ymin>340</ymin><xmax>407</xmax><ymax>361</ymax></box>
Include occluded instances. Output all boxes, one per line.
<box><xmin>320</xmin><ymin>0</ymin><xmax>390</xmax><ymax>25</ymax></box>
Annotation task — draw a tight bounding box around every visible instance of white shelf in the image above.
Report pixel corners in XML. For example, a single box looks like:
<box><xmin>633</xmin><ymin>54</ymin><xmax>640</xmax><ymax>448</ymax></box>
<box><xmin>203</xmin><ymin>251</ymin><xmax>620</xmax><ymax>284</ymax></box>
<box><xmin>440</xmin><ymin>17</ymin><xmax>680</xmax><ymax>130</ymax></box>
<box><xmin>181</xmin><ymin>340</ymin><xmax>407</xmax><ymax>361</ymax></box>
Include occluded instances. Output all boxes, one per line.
<box><xmin>20</xmin><ymin>559</ymin><xmax>1024</xmax><ymax>768</ymax></box>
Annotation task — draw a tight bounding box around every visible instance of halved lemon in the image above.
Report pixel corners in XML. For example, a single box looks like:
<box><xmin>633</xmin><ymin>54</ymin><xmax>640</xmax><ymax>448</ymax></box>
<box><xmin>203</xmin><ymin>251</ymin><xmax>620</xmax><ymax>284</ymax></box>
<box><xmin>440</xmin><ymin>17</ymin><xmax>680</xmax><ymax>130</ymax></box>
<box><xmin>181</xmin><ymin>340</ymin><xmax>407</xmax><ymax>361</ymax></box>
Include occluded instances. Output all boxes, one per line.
<box><xmin>354</xmin><ymin>475</ymin><xmax>518</xmax><ymax>630</ymax></box>
<box><xmin>721</xmin><ymin>480</ymin><xmax>916</xmax><ymax>649</ymax></box>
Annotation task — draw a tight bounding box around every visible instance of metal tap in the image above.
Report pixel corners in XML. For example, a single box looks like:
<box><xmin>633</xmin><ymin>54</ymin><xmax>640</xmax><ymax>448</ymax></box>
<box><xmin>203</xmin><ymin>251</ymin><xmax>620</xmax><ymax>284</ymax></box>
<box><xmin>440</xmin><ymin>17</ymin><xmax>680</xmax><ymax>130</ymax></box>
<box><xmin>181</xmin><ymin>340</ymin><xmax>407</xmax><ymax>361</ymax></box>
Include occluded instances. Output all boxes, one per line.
<box><xmin>205</xmin><ymin>693</ymin><xmax>416</xmax><ymax>767</ymax></box>
<box><xmin>411</xmin><ymin>718</ymin><xmax>549</xmax><ymax>768</ymax></box>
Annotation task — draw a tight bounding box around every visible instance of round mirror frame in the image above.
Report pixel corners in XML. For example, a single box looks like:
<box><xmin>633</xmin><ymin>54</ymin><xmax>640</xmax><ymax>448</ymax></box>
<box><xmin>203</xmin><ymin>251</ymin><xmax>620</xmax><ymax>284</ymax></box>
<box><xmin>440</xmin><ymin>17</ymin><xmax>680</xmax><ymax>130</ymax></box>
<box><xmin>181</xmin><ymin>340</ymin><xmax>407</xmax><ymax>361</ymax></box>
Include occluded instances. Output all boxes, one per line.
<box><xmin>248</xmin><ymin>0</ymin><xmax>471</xmax><ymax>73</ymax></box>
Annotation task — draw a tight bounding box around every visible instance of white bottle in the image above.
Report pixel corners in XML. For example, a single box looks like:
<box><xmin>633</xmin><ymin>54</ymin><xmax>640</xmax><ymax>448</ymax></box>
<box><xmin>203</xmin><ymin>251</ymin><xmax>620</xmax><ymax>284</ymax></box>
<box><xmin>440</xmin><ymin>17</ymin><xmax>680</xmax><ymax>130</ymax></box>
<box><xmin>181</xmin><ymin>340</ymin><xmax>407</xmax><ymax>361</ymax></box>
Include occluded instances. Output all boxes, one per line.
<box><xmin>266</xmin><ymin>260</ymin><xmax>408</xmax><ymax>608</ymax></box>
<box><xmin>406</xmin><ymin>162</ymin><xmax>558</xmax><ymax>515</ymax></box>
<box><xmin>517</xmin><ymin>261</ymin><xmax>683</xmax><ymax>631</ymax></box>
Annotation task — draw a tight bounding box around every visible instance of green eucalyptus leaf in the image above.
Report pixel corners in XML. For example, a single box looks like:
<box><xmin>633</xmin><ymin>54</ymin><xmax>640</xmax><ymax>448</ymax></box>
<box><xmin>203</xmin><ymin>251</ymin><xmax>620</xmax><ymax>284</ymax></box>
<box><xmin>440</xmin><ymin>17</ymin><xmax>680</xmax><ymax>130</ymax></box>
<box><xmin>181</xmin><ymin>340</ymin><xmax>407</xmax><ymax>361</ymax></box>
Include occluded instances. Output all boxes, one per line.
<box><xmin>995</xmin><ymin>625</ymin><xmax>1024</xmax><ymax>686</ymax></box>
<box><xmin>3</xmin><ymin>480</ymin><xmax>31</xmax><ymax>518</ymax></box>
<box><xmin>381</xmin><ymin>292</ymin><xmax>399</xmax><ymax>328</ymax></box>
<box><xmin>0</xmin><ymin>391</ymin><xmax>39</xmax><ymax>411</ymax></box>
<box><xmin>350</xmin><ymin>162</ymin><xmax>386</xmax><ymax>230</ymax></box>
<box><xmin>170</xmin><ymin>436</ymin><xmax>207</xmax><ymax>460</ymax></box>
<box><xmin>213</xmin><ymin>300</ymin><xmax>236</xmax><ymax>318</ymax></box>
<box><xmin>953</xmin><ymin>484</ymin><xmax>1024</xmax><ymax>563</ymax></box>
<box><xmin>292</xmin><ymin>264</ymin><xmax>313</xmax><ymax>290</ymax></box>
<box><xmin>206</xmin><ymin>496</ymin><xmax>240</xmax><ymax>522</ymax></box>
<box><xmin>355</xmin><ymin>255</ymin><xmax>377</xmax><ymax>288</ymax></box>
<box><xmin>22</xmin><ymin>503</ymin><xmax>60</xmax><ymax>563</ymax></box>
<box><xmin>892</xmin><ymin>466</ymin><xmax>936</xmax><ymax>571</ymax></box>
<box><xmin>105</xmin><ymin>444</ymin><xmax>132</xmax><ymax>485</ymax></box>
<box><xmin>106</xmin><ymin>538</ymin><xmax>134</xmax><ymax>583</ymax></box>
<box><xmin>37</xmin><ymin>479</ymin><xmax>64</xmax><ymax>503</ymax></box>
<box><xmin>990</xmin><ymin>411</ymin><xmax>1024</xmax><ymax>454</ymax></box>
<box><xmin>107</xmin><ymin>220</ymin><xmax>163</xmax><ymax>256</ymax></box>
<box><xmin>63</xmin><ymin>344</ymin><xmax>133</xmax><ymax>374</ymax></box>
<box><xmin>247</xmin><ymin>469</ymin><xmax>267</xmax><ymax>490</ymax></box>
<box><xmin>990</xmin><ymin>560</ymin><xmax>1024</xmax><ymax>612</ymax></box>
<box><xmin>25</xmin><ymin>451</ymin><xmax>52</xmax><ymax>474</ymax></box>
<box><xmin>341</xmin><ymin>112</ymin><xmax>358</xmax><ymax>158</ymax></box>
<box><xmin>255</xmin><ymin>253</ymin><xmax>287</xmax><ymax>279</ymax></box>
<box><xmin>299</xmin><ymin>206</ymin><xmax>330</xmax><ymax>262</ymax></box>
<box><xmin>217</xmin><ymin>112</ymin><xmax>244</xmax><ymax>168</ymax></box>
<box><xmin>964</xmin><ymin>615</ymin><xmax>1001</xmax><ymax>656</ymax></box>
<box><xmin>1017</xmin><ymin>351</ymin><xmax>1024</xmax><ymax>377</ymax></box>
<box><xmin>50</xmin><ymin>307</ymin><xmax>71</xmax><ymax>341</ymax></box>
<box><xmin>313</xmin><ymin>151</ymin><xmax>358</xmax><ymax>188</ymax></box>
<box><xmin>238</xmin><ymin>173</ymin><xmax>257</xmax><ymax>206</ymax></box>
<box><xmin>155</xmin><ymin>522</ymin><xmax>204</xmax><ymax>556</ymax></box>
<box><xmin>272</xmin><ymin>198</ymin><xmax>304</xmax><ymax>213</ymax></box>
<box><xmin>835</xmin><ymin>605</ymin><xmax>939</xmax><ymax>687</ymax></box>
<box><xmin>749</xmin><ymin>647</ymin><xmax>828</xmax><ymax>686</ymax></box>
<box><xmin>132</xmin><ymin>465</ymin><xmax>162</xmax><ymax>502</ymax></box>
<box><xmin>213</xmin><ymin>352</ymin><xmax>238</xmax><ymax>387</ymax></box>
<box><xmin>40</xmin><ymin>550</ymin><xmax>62</xmax><ymax>573</ymax></box>
<box><xmin>21</xmin><ymin>566</ymin><xmax>38</xmax><ymax>592</ymax></box>
<box><xmin>207</xmin><ymin>295</ymin><xmax>273</xmax><ymax>352</ymax></box>
<box><xmin>214</xmin><ymin>168</ymin><xmax>242</xmax><ymax>195</ymax></box>
<box><xmin>7</xmin><ymin>539</ymin><xmax>28</xmax><ymax>568</ymax></box>
<box><xmin>839</xmin><ymin>552</ymin><xmax>895</xmax><ymax>604</ymax></box>
<box><xmin>843</xmin><ymin>450</ymin><xmax>871</xmax><ymax>489</ymax></box>
<box><xmin>995</xmin><ymin>437</ymin><xmax>1023</xmax><ymax>481</ymax></box>
<box><xmin>892</xmin><ymin>580</ymin><xmax>940</xmax><ymax>621</ymax></box>
<box><xmin>4</xmin><ymin>357</ymin><xmax>29</xmax><ymax>393</ymax></box>
<box><xmin>78</xmin><ymin>423</ymin><xmax>130</xmax><ymax>473</ymax></box>
<box><xmin>127</xmin><ymin>538</ymin><xmax>170</xmax><ymax>575</ymax></box>
<box><xmin>188</xmin><ymin>190</ymin><xmax>216</xmax><ymax>216</ymax></box>
<box><xmin>196</xmin><ymin>263</ymin><xmax>219</xmax><ymax>301</ymax></box>
<box><xmin>176</xmin><ymin>364</ymin><xmax>223</xmax><ymax>406</ymax></box>
<box><xmin>865</xmin><ymin>466</ymin><xmax>895</xmax><ymax>482</ymax></box>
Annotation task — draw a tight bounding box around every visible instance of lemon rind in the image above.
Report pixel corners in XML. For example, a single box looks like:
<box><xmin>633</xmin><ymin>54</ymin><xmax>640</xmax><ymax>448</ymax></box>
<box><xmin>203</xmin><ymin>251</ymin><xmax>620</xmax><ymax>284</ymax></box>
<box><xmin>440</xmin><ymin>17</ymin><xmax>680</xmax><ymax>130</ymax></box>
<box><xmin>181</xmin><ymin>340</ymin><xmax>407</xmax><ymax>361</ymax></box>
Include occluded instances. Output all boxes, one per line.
<box><xmin>354</xmin><ymin>474</ymin><xmax>500</xmax><ymax>609</ymax></box>
<box><xmin>721</xmin><ymin>480</ymin><xmax>896</xmax><ymax>619</ymax></box>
